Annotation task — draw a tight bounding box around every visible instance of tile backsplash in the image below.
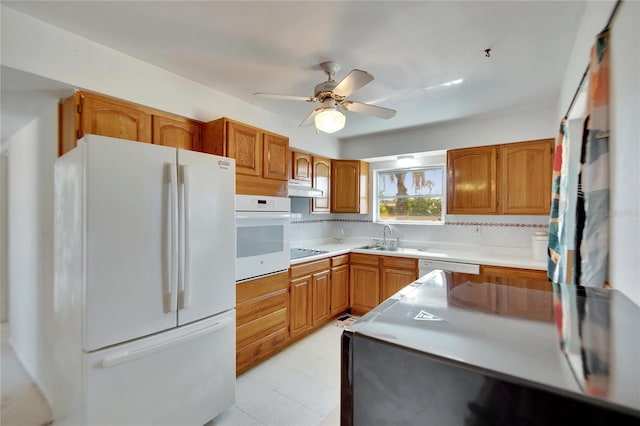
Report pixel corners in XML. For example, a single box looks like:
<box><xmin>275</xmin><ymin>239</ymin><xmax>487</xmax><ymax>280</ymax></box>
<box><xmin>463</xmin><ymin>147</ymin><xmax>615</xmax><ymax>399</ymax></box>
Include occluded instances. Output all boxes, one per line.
<box><xmin>290</xmin><ymin>198</ymin><xmax>548</xmax><ymax>248</ymax></box>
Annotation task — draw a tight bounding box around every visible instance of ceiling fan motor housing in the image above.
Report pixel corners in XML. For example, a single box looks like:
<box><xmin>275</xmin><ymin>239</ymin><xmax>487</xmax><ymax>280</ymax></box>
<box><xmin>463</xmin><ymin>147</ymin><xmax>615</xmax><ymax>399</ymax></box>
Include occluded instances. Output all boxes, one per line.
<box><xmin>314</xmin><ymin>80</ymin><xmax>342</xmax><ymax>101</ymax></box>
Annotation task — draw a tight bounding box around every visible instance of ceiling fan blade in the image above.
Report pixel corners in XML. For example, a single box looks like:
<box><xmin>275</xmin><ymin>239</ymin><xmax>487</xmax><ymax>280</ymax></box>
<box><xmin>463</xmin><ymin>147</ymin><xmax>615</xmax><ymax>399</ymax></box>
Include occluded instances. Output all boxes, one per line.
<box><xmin>341</xmin><ymin>101</ymin><xmax>396</xmax><ymax>119</ymax></box>
<box><xmin>254</xmin><ymin>92</ymin><xmax>315</xmax><ymax>102</ymax></box>
<box><xmin>332</xmin><ymin>70</ymin><xmax>374</xmax><ymax>98</ymax></box>
<box><xmin>299</xmin><ymin>108</ymin><xmax>320</xmax><ymax>127</ymax></box>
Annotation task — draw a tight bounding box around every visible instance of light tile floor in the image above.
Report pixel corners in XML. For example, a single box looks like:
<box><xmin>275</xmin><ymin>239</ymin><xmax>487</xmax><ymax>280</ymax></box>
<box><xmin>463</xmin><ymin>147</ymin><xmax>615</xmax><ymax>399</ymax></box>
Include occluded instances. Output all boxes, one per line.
<box><xmin>1</xmin><ymin>321</ymin><xmax>344</xmax><ymax>426</ymax></box>
<box><xmin>0</xmin><ymin>323</ymin><xmax>53</xmax><ymax>426</ymax></box>
<box><xmin>210</xmin><ymin>323</ymin><xmax>343</xmax><ymax>426</ymax></box>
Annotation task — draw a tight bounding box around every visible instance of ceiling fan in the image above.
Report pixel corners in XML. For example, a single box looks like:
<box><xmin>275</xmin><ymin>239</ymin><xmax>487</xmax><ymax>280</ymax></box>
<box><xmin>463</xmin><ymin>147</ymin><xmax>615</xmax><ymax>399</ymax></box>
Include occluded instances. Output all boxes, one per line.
<box><xmin>255</xmin><ymin>62</ymin><xmax>397</xmax><ymax>134</ymax></box>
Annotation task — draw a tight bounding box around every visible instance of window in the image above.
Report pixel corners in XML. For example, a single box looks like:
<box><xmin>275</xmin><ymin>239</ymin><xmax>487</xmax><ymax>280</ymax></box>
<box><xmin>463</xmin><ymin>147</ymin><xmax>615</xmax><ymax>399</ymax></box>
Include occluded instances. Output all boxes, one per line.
<box><xmin>375</xmin><ymin>166</ymin><xmax>444</xmax><ymax>224</ymax></box>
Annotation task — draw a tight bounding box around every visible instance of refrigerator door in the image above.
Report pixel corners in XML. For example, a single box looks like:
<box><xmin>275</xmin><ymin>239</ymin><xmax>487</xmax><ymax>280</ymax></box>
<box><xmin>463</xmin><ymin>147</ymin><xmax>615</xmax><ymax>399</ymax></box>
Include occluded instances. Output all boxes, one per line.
<box><xmin>83</xmin><ymin>136</ymin><xmax>178</xmax><ymax>351</ymax></box>
<box><xmin>83</xmin><ymin>311</ymin><xmax>235</xmax><ymax>426</ymax></box>
<box><xmin>176</xmin><ymin>150</ymin><xmax>235</xmax><ymax>325</ymax></box>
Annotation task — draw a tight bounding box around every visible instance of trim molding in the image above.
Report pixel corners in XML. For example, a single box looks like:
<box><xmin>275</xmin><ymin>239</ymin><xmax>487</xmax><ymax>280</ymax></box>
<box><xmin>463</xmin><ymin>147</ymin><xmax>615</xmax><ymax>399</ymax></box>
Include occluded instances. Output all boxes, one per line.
<box><xmin>291</xmin><ymin>218</ymin><xmax>548</xmax><ymax>228</ymax></box>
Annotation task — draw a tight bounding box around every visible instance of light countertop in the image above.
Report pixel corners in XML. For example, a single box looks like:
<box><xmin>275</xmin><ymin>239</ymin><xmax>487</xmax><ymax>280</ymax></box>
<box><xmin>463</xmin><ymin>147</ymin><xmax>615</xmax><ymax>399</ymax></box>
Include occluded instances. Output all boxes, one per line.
<box><xmin>290</xmin><ymin>237</ymin><xmax>547</xmax><ymax>271</ymax></box>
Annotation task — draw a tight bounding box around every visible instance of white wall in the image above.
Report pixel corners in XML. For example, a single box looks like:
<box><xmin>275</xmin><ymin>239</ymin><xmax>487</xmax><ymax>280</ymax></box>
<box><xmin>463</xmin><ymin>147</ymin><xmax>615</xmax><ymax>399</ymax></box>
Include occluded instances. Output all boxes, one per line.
<box><xmin>340</xmin><ymin>101</ymin><xmax>557</xmax><ymax>160</ymax></box>
<box><xmin>556</xmin><ymin>0</ymin><xmax>639</xmax><ymax>306</ymax></box>
<box><xmin>6</xmin><ymin>103</ymin><xmax>58</xmax><ymax>403</ymax></box>
<box><xmin>1</xmin><ymin>152</ymin><xmax>8</xmax><ymax>322</ymax></box>
<box><xmin>609</xmin><ymin>1</ymin><xmax>640</xmax><ymax>306</ymax></box>
<box><xmin>0</xmin><ymin>5</ymin><xmax>340</xmax><ymax>159</ymax></box>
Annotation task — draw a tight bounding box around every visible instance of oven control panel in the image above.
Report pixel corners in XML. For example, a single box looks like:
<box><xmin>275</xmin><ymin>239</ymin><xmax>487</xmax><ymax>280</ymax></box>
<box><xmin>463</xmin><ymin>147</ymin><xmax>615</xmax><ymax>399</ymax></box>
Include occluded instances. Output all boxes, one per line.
<box><xmin>235</xmin><ymin>194</ymin><xmax>290</xmax><ymax>212</ymax></box>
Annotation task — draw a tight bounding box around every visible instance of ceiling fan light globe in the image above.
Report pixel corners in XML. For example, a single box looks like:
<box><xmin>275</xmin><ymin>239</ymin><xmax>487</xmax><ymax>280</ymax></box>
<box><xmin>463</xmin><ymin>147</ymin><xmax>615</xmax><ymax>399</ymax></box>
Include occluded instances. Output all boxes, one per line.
<box><xmin>314</xmin><ymin>108</ymin><xmax>345</xmax><ymax>134</ymax></box>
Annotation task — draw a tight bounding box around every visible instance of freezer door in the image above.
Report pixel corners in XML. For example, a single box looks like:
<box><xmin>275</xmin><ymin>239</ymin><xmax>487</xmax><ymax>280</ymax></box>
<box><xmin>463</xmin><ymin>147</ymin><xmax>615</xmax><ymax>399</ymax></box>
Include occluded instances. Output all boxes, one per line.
<box><xmin>83</xmin><ymin>311</ymin><xmax>235</xmax><ymax>426</ymax></box>
<box><xmin>83</xmin><ymin>136</ymin><xmax>178</xmax><ymax>351</ymax></box>
<box><xmin>176</xmin><ymin>150</ymin><xmax>236</xmax><ymax>325</ymax></box>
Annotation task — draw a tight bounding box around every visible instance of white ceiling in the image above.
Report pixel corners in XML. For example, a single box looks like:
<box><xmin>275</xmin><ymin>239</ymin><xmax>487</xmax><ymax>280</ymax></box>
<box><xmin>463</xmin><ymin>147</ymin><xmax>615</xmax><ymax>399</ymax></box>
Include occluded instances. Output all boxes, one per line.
<box><xmin>2</xmin><ymin>1</ymin><xmax>586</xmax><ymax>141</ymax></box>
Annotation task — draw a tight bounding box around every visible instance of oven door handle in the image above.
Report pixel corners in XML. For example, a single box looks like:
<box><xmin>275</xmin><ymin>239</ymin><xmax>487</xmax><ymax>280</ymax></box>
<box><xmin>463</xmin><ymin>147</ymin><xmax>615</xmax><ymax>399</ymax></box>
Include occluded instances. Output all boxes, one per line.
<box><xmin>235</xmin><ymin>213</ymin><xmax>291</xmax><ymax>220</ymax></box>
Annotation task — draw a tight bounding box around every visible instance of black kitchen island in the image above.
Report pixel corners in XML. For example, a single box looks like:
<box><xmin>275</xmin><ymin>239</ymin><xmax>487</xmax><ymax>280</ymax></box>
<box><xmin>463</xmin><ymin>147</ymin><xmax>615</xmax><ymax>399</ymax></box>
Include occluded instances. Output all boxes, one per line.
<box><xmin>341</xmin><ymin>271</ymin><xmax>640</xmax><ymax>425</ymax></box>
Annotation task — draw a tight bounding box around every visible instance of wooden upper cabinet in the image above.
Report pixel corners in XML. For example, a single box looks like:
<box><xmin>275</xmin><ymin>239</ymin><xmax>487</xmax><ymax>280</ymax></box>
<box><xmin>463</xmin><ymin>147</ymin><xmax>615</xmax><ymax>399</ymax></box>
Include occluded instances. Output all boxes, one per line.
<box><xmin>500</xmin><ymin>139</ymin><xmax>553</xmax><ymax>215</ymax></box>
<box><xmin>59</xmin><ymin>91</ymin><xmax>207</xmax><ymax>157</ymax></box>
<box><xmin>227</xmin><ymin>121</ymin><xmax>262</xmax><ymax>177</ymax></box>
<box><xmin>447</xmin><ymin>146</ymin><xmax>498</xmax><ymax>214</ymax></box>
<box><xmin>331</xmin><ymin>160</ymin><xmax>369</xmax><ymax>214</ymax></box>
<box><xmin>152</xmin><ymin>115</ymin><xmax>201</xmax><ymax>151</ymax></box>
<box><xmin>447</xmin><ymin>139</ymin><xmax>553</xmax><ymax>215</ymax></box>
<box><xmin>263</xmin><ymin>133</ymin><xmax>289</xmax><ymax>180</ymax></box>
<box><xmin>79</xmin><ymin>92</ymin><xmax>152</xmax><ymax>144</ymax></box>
<box><xmin>60</xmin><ymin>91</ymin><xmax>153</xmax><ymax>155</ymax></box>
<box><xmin>291</xmin><ymin>151</ymin><xmax>312</xmax><ymax>182</ymax></box>
<box><xmin>202</xmin><ymin>117</ymin><xmax>289</xmax><ymax>197</ymax></box>
<box><xmin>311</xmin><ymin>156</ymin><xmax>331</xmax><ymax>213</ymax></box>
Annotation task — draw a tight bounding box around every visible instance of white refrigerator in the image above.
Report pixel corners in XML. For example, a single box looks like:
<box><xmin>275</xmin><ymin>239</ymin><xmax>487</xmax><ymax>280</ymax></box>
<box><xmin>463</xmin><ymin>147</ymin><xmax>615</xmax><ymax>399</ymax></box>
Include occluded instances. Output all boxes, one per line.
<box><xmin>53</xmin><ymin>135</ymin><xmax>236</xmax><ymax>425</ymax></box>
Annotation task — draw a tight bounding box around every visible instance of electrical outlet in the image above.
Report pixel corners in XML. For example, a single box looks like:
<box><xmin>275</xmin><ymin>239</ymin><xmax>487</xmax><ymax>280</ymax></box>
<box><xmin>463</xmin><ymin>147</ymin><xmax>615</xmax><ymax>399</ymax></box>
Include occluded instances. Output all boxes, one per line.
<box><xmin>470</xmin><ymin>226</ymin><xmax>481</xmax><ymax>234</ymax></box>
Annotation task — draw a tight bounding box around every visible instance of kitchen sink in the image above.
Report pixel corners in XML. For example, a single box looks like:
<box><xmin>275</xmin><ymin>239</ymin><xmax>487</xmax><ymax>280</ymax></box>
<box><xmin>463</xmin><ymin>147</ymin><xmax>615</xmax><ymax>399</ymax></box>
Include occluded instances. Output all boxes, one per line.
<box><xmin>357</xmin><ymin>244</ymin><xmax>429</xmax><ymax>253</ymax></box>
<box><xmin>357</xmin><ymin>244</ymin><xmax>397</xmax><ymax>251</ymax></box>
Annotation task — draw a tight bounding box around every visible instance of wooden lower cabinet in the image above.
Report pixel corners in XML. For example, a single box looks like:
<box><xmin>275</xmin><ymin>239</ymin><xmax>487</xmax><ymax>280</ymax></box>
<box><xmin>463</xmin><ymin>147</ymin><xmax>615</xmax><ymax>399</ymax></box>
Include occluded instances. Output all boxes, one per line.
<box><xmin>312</xmin><ymin>270</ymin><xmax>331</xmax><ymax>325</ymax></box>
<box><xmin>290</xmin><ymin>258</ymin><xmax>332</xmax><ymax>340</ymax></box>
<box><xmin>350</xmin><ymin>253</ymin><xmax>418</xmax><ymax>316</ymax></box>
<box><xmin>235</xmin><ymin>272</ymin><xmax>289</xmax><ymax>374</ymax></box>
<box><xmin>349</xmin><ymin>253</ymin><xmax>381</xmax><ymax>316</ymax></box>
<box><xmin>290</xmin><ymin>275</ymin><xmax>313</xmax><ymax>339</ymax></box>
<box><xmin>330</xmin><ymin>255</ymin><xmax>349</xmax><ymax>316</ymax></box>
<box><xmin>480</xmin><ymin>265</ymin><xmax>552</xmax><ymax>322</ymax></box>
<box><xmin>380</xmin><ymin>256</ymin><xmax>418</xmax><ymax>301</ymax></box>
<box><xmin>448</xmin><ymin>265</ymin><xmax>552</xmax><ymax>322</ymax></box>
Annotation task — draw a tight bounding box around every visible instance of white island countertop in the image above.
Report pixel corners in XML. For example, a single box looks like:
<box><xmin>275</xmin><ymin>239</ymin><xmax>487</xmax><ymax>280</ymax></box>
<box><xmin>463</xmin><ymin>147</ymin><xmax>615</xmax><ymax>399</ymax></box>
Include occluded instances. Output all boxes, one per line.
<box><xmin>290</xmin><ymin>237</ymin><xmax>547</xmax><ymax>271</ymax></box>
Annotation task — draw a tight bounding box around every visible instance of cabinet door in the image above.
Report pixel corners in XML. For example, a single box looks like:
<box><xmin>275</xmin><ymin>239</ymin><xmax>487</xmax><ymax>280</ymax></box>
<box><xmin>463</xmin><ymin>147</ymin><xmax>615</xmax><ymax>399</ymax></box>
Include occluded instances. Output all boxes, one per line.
<box><xmin>80</xmin><ymin>93</ymin><xmax>152</xmax><ymax>143</ymax></box>
<box><xmin>331</xmin><ymin>264</ymin><xmax>349</xmax><ymax>316</ymax></box>
<box><xmin>227</xmin><ymin>121</ymin><xmax>261</xmax><ymax>176</ymax></box>
<box><xmin>291</xmin><ymin>151</ymin><xmax>312</xmax><ymax>182</ymax></box>
<box><xmin>332</xmin><ymin>160</ymin><xmax>368</xmax><ymax>213</ymax></box>
<box><xmin>350</xmin><ymin>264</ymin><xmax>380</xmax><ymax>315</ymax></box>
<box><xmin>447</xmin><ymin>272</ymin><xmax>497</xmax><ymax>312</ymax></box>
<box><xmin>500</xmin><ymin>139</ymin><xmax>553</xmax><ymax>215</ymax></box>
<box><xmin>447</xmin><ymin>146</ymin><xmax>498</xmax><ymax>214</ymax></box>
<box><xmin>312</xmin><ymin>270</ymin><xmax>331</xmax><ymax>326</ymax></box>
<box><xmin>153</xmin><ymin>115</ymin><xmax>202</xmax><ymax>151</ymax></box>
<box><xmin>290</xmin><ymin>276</ymin><xmax>313</xmax><ymax>339</ymax></box>
<box><xmin>312</xmin><ymin>156</ymin><xmax>331</xmax><ymax>213</ymax></box>
<box><xmin>263</xmin><ymin>133</ymin><xmax>289</xmax><ymax>180</ymax></box>
<box><xmin>381</xmin><ymin>267</ymin><xmax>418</xmax><ymax>301</ymax></box>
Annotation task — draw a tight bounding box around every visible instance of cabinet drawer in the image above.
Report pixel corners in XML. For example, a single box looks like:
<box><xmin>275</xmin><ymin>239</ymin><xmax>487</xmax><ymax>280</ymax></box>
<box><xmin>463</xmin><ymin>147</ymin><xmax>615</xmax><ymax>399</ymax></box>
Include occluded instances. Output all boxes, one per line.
<box><xmin>236</xmin><ymin>328</ymin><xmax>288</xmax><ymax>374</ymax></box>
<box><xmin>480</xmin><ymin>265</ymin><xmax>548</xmax><ymax>282</ymax></box>
<box><xmin>331</xmin><ymin>254</ymin><xmax>349</xmax><ymax>267</ymax></box>
<box><xmin>236</xmin><ymin>291</ymin><xmax>287</xmax><ymax>325</ymax></box>
<box><xmin>381</xmin><ymin>256</ymin><xmax>418</xmax><ymax>270</ymax></box>
<box><xmin>290</xmin><ymin>259</ymin><xmax>331</xmax><ymax>279</ymax></box>
<box><xmin>236</xmin><ymin>308</ymin><xmax>287</xmax><ymax>348</ymax></box>
<box><xmin>350</xmin><ymin>253</ymin><xmax>379</xmax><ymax>266</ymax></box>
<box><xmin>236</xmin><ymin>272</ymin><xmax>288</xmax><ymax>303</ymax></box>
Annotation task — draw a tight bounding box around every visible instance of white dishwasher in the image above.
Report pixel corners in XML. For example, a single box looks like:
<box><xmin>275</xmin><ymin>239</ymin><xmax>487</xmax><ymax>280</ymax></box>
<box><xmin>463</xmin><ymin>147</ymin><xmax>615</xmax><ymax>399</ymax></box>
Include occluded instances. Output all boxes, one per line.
<box><xmin>418</xmin><ymin>259</ymin><xmax>480</xmax><ymax>277</ymax></box>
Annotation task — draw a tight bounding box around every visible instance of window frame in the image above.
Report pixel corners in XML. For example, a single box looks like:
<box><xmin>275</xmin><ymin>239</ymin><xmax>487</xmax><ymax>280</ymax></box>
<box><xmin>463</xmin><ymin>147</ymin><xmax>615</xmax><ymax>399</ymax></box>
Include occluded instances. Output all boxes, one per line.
<box><xmin>373</xmin><ymin>164</ymin><xmax>446</xmax><ymax>225</ymax></box>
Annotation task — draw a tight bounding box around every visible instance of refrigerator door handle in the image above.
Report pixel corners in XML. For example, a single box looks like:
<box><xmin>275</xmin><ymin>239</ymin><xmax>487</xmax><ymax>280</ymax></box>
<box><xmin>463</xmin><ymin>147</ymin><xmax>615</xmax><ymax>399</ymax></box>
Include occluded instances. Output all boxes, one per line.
<box><xmin>178</xmin><ymin>165</ymin><xmax>191</xmax><ymax>310</ymax></box>
<box><xmin>165</xmin><ymin>164</ymin><xmax>179</xmax><ymax>313</ymax></box>
<box><xmin>99</xmin><ymin>315</ymin><xmax>234</xmax><ymax>368</ymax></box>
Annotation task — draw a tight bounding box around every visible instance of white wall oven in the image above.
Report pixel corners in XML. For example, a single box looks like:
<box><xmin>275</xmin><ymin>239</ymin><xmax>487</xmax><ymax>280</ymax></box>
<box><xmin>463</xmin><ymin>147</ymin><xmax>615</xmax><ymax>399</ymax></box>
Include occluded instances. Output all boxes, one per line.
<box><xmin>235</xmin><ymin>195</ymin><xmax>290</xmax><ymax>282</ymax></box>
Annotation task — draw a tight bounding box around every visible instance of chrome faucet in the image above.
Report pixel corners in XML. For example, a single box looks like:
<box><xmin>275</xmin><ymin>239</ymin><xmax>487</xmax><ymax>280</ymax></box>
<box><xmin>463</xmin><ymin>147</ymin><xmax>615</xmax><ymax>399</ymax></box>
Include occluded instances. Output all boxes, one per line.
<box><xmin>383</xmin><ymin>225</ymin><xmax>392</xmax><ymax>245</ymax></box>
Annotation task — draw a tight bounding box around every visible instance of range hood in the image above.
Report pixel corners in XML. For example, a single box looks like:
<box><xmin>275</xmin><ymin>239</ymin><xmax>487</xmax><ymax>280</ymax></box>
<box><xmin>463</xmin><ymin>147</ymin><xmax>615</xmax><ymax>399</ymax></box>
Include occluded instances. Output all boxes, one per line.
<box><xmin>288</xmin><ymin>180</ymin><xmax>324</xmax><ymax>198</ymax></box>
